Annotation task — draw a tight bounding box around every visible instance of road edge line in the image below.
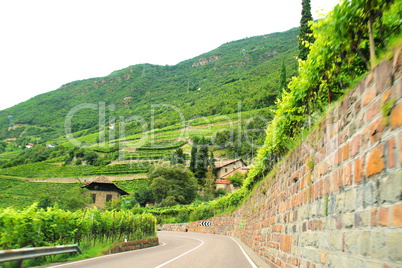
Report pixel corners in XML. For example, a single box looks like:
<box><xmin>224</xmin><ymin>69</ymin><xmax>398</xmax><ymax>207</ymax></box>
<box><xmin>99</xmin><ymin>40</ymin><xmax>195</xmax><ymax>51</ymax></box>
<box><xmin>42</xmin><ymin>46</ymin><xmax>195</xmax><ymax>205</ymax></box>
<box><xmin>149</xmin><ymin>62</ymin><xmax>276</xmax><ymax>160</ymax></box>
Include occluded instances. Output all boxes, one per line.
<box><xmin>230</xmin><ymin>237</ymin><xmax>258</xmax><ymax>268</ymax></box>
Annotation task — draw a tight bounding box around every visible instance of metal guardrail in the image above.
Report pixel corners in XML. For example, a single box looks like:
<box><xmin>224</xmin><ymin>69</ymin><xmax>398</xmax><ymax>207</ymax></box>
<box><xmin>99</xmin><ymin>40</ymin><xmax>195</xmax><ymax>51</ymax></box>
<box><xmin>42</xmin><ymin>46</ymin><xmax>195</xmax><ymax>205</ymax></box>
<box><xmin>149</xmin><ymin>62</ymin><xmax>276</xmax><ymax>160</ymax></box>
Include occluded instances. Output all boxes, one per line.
<box><xmin>0</xmin><ymin>244</ymin><xmax>82</xmax><ymax>267</ymax></box>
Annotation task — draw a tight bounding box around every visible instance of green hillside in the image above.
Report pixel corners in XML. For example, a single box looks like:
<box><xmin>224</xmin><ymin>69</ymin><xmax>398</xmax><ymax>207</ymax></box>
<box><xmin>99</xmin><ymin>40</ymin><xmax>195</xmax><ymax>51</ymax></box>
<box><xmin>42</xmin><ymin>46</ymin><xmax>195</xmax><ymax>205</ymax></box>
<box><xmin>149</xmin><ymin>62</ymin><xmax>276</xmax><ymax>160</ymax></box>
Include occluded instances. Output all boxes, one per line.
<box><xmin>0</xmin><ymin>27</ymin><xmax>299</xmax><ymax>148</ymax></box>
<box><xmin>0</xmin><ymin>27</ymin><xmax>300</xmax><ymax>209</ymax></box>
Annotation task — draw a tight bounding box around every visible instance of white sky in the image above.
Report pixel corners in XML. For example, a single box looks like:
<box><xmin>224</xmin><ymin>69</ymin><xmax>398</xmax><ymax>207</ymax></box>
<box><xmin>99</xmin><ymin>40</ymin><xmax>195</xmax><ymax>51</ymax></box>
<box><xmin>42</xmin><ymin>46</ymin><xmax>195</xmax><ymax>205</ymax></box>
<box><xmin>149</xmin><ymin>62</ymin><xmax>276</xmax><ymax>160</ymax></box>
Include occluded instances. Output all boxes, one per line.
<box><xmin>0</xmin><ymin>0</ymin><xmax>339</xmax><ymax>111</ymax></box>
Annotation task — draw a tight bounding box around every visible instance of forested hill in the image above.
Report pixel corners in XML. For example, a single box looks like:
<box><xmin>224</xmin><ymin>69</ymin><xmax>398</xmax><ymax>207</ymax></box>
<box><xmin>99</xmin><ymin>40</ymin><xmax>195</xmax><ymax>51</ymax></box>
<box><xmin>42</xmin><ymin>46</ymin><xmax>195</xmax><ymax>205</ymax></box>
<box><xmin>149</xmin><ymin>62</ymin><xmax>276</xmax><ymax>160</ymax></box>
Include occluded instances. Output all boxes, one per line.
<box><xmin>0</xmin><ymin>27</ymin><xmax>299</xmax><ymax>144</ymax></box>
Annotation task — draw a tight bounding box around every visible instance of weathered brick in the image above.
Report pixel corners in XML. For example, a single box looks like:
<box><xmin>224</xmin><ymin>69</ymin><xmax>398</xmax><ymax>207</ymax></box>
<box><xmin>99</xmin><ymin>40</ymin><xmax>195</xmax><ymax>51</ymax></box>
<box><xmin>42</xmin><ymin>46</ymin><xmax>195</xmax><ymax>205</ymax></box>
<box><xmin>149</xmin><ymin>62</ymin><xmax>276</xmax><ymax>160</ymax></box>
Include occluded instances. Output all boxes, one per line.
<box><xmin>400</xmin><ymin>132</ymin><xmax>402</xmax><ymax>165</ymax></box>
<box><xmin>328</xmin><ymin>195</ymin><xmax>336</xmax><ymax>216</ymax></box>
<box><xmin>371</xmin><ymin>207</ymin><xmax>378</xmax><ymax>227</ymax></box>
<box><xmin>329</xmin><ymin>171</ymin><xmax>339</xmax><ymax>193</ymax></box>
<box><xmin>323</xmin><ymin>178</ymin><xmax>329</xmax><ymax>196</ymax></box>
<box><xmin>386</xmin><ymin>230</ymin><xmax>402</xmax><ymax>262</ymax></box>
<box><xmin>356</xmin><ymin>187</ymin><xmax>364</xmax><ymax>211</ymax></box>
<box><xmin>343</xmin><ymin>143</ymin><xmax>350</xmax><ymax>162</ymax></box>
<box><xmin>354</xmin><ymin>156</ymin><xmax>364</xmax><ymax>183</ymax></box>
<box><xmin>281</xmin><ymin>235</ymin><xmax>292</xmax><ymax>252</ymax></box>
<box><xmin>390</xmin><ymin>75</ymin><xmax>402</xmax><ymax>100</ymax></box>
<box><xmin>390</xmin><ymin>102</ymin><xmax>402</xmax><ymax>130</ymax></box>
<box><xmin>382</xmin><ymin>89</ymin><xmax>391</xmax><ymax>104</ymax></box>
<box><xmin>351</xmin><ymin>134</ymin><xmax>361</xmax><ymax>157</ymax></box>
<box><xmin>336</xmin><ymin>191</ymin><xmax>346</xmax><ymax>213</ymax></box>
<box><xmin>344</xmin><ymin>231</ymin><xmax>359</xmax><ymax>254</ymax></box>
<box><xmin>355</xmin><ymin>211</ymin><xmax>363</xmax><ymax>226</ymax></box>
<box><xmin>392</xmin><ymin>203</ymin><xmax>402</xmax><ymax>227</ymax></box>
<box><xmin>358</xmin><ymin>230</ymin><xmax>371</xmax><ymax>256</ymax></box>
<box><xmin>363</xmin><ymin>85</ymin><xmax>376</xmax><ymax>106</ymax></box>
<box><xmin>273</xmin><ymin>224</ymin><xmax>282</xmax><ymax>232</ymax></box>
<box><xmin>343</xmin><ymin>162</ymin><xmax>352</xmax><ymax>187</ymax></box>
<box><xmin>343</xmin><ymin>213</ymin><xmax>354</xmax><ymax>228</ymax></box>
<box><xmin>337</xmin><ymin>215</ymin><xmax>343</xmax><ymax>229</ymax></box>
<box><xmin>371</xmin><ymin>231</ymin><xmax>386</xmax><ymax>259</ymax></box>
<box><xmin>357</xmin><ymin>209</ymin><xmax>370</xmax><ymax>227</ymax></box>
<box><xmin>321</xmin><ymin>251</ymin><xmax>326</xmax><ymax>264</ymax></box>
<box><xmin>375</xmin><ymin>60</ymin><xmax>393</xmax><ymax>93</ymax></box>
<box><xmin>364</xmin><ymin>182</ymin><xmax>377</xmax><ymax>208</ymax></box>
<box><xmin>378</xmin><ymin>207</ymin><xmax>390</xmax><ymax>226</ymax></box>
<box><xmin>361</xmin><ymin>127</ymin><xmax>371</xmax><ymax>151</ymax></box>
<box><xmin>369</xmin><ymin>116</ymin><xmax>386</xmax><ymax>144</ymax></box>
<box><xmin>345</xmin><ymin>188</ymin><xmax>357</xmax><ymax>212</ymax></box>
<box><xmin>379</xmin><ymin>173</ymin><xmax>402</xmax><ymax>204</ymax></box>
<box><xmin>386</xmin><ymin>137</ymin><xmax>396</xmax><ymax>169</ymax></box>
<box><xmin>366</xmin><ymin>144</ymin><xmax>385</xmax><ymax>177</ymax></box>
<box><xmin>328</xmin><ymin>232</ymin><xmax>343</xmax><ymax>251</ymax></box>
<box><xmin>366</xmin><ymin>99</ymin><xmax>381</xmax><ymax>122</ymax></box>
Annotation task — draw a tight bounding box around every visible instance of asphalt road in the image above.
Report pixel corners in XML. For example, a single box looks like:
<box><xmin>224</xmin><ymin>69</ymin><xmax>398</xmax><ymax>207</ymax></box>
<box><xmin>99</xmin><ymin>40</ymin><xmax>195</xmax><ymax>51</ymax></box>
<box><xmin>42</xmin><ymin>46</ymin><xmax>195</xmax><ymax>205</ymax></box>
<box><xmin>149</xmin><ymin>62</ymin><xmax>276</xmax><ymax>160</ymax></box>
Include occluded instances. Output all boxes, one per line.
<box><xmin>49</xmin><ymin>231</ymin><xmax>257</xmax><ymax>268</ymax></box>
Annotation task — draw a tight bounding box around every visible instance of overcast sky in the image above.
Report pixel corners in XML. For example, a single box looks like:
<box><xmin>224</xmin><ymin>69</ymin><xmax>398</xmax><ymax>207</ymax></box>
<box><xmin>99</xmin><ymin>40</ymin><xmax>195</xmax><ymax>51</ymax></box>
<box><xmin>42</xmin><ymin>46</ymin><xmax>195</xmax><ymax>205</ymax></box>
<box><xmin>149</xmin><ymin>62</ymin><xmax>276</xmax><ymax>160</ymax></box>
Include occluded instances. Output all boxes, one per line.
<box><xmin>0</xmin><ymin>0</ymin><xmax>339</xmax><ymax>111</ymax></box>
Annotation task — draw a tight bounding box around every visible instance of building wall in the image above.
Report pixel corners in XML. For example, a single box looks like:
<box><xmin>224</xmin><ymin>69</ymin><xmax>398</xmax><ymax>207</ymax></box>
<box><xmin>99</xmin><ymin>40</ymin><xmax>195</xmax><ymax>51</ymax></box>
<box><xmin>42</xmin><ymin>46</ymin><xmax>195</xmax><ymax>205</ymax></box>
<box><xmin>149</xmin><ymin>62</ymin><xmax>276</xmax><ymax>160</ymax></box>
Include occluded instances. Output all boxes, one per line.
<box><xmin>217</xmin><ymin>160</ymin><xmax>246</xmax><ymax>179</ymax></box>
<box><xmin>161</xmin><ymin>50</ymin><xmax>402</xmax><ymax>267</ymax></box>
<box><xmin>89</xmin><ymin>190</ymin><xmax>121</xmax><ymax>208</ymax></box>
<box><xmin>216</xmin><ymin>180</ymin><xmax>236</xmax><ymax>193</ymax></box>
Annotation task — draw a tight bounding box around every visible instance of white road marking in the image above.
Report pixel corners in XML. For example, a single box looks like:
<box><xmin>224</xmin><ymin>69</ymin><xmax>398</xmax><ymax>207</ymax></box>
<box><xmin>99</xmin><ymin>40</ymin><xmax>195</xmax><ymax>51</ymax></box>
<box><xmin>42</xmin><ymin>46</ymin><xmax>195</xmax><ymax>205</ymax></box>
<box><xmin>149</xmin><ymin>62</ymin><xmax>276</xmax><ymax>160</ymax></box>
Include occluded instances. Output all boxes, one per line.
<box><xmin>154</xmin><ymin>237</ymin><xmax>204</xmax><ymax>268</ymax></box>
<box><xmin>49</xmin><ymin>242</ymin><xmax>166</xmax><ymax>267</ymax></box>
<box><xmin>230</xmin><ymin>237</ymin><xmax>257</xmax><ymax>268</ymax></box>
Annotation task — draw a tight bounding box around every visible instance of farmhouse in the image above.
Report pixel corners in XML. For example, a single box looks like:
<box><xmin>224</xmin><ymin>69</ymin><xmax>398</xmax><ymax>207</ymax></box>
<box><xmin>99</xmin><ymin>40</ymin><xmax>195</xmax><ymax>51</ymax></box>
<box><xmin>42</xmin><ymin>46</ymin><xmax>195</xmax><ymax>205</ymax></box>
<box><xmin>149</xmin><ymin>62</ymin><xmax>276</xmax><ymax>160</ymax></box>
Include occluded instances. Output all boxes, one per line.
<box><xmin>214</xmin><ymin>159</ymin><xmax>248</xmax><ymax>193</ymax></box>
<box><xmin>81</xmin><ymin>175</ymin><xmax>129</xmax><ymax>208</ymax></box>
<box><xmin>215</xmin><ymin>159</ymin><xmax>248</xmax><ymax>180</ymax></box>
<box><xmin>25</xmin><ymin>143</ymin><xmax>34</xmax><ymax>148</ymax></box>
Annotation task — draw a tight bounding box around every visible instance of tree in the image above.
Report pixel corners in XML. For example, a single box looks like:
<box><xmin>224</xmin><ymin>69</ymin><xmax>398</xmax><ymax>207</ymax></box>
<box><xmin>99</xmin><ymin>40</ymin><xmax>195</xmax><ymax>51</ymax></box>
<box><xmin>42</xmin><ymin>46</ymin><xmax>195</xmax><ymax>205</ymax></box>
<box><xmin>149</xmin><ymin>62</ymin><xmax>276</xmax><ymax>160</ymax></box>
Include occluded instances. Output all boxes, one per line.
<box><xmin>331</xmin><ymin>0</ymin><xmax>397</xmax><ymax>69</ymax></box>
<box><xmin>176</xmin><ymin>148</ymin><xmax>185</xmax><ymax>164</ymax></box>
<box><xmin>134</xmin><ymin>187</ymin><xmax>154</xmax><ymax>207</ymax></box>
<box><xmin>170</xmin><ymin>148</ymin><xmax>185</xmax><ymax>165</ymax></box>
<box><xmin>189</xmin><ymin>138</ymin><xmax>198</xmax><ymax>173</ymax></box>
<box><xmin>189</xmin><ymin>136</ymin><xmax>211</xmax><ymax>184</ymax></box>
<box><xmin>298</xmin><ymin>0</ymin><xmax>315</xmax><ymax>60</ymax></box>
<box><xmin>204</xmin><ymin>166</ymin><xmax>216</xmax><ymax>199</ymax></box>
<box><xmin>195</xmin><ymin>144</ymin><xmax>209</xmax><ymax>184</ymax></box>
<box><xmin>150</xmin><ymin>177</ymin><xmax>170</xmax><ymax>203</ymax></box>
<box><xmin>209</xmin><ymin>152</ymin><xmax>216</xmax><ymax>175</ymax></box>
<box><xmin>148</xmin><ymin>164</ymin><xmax>197</xmax><ymax>206</ymax></box>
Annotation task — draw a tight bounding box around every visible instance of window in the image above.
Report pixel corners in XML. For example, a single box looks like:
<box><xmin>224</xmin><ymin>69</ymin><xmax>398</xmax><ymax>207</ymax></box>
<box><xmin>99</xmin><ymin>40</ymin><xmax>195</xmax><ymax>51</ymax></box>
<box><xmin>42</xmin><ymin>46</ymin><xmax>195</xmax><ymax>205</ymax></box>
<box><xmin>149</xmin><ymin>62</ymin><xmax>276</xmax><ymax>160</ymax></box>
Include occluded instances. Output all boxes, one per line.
<box><xmin>91</xmin><ymin>194</ymin><xmax>96</xmax><ymax>204</ymax></box>
<box><xmin>106</xmin><ymin>194</ymin><xmax>112</xmax><ymax>202</ymax></box>
<box><xmin>225</xmin><ymin>168</ymin><xmax>228</xmax><ymax>173</ymax></box>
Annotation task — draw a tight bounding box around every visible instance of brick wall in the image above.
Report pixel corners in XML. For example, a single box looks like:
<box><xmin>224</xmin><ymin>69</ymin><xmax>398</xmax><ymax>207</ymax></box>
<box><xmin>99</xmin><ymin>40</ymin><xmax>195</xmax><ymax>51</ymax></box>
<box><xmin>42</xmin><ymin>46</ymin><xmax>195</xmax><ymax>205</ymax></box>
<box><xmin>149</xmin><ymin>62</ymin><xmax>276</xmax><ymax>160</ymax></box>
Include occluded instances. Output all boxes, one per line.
<box><xmin>161</xmin><ymin>47</ymin><xmax>402</xmax><ymax>267</ymax></box>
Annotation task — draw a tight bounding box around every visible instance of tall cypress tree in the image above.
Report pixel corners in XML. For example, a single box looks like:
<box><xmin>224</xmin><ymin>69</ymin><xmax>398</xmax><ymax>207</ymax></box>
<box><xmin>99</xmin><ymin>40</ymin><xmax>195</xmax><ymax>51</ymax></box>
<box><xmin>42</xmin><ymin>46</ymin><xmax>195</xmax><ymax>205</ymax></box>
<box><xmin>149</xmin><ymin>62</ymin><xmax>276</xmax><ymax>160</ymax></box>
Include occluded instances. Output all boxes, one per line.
<box><xmin>298</xmin><ymin>0</ymin><xmax>315</xmax><ymax>60</ymax></box>
<box><xmin>195</xmin><ymin>144</ymin><xmax>209</xmax><ymax>185</ymax></box>
<box><xmin>189</xmin><ymin>145</ymin><xmax>197</xmax><ymax>173</ymax></box>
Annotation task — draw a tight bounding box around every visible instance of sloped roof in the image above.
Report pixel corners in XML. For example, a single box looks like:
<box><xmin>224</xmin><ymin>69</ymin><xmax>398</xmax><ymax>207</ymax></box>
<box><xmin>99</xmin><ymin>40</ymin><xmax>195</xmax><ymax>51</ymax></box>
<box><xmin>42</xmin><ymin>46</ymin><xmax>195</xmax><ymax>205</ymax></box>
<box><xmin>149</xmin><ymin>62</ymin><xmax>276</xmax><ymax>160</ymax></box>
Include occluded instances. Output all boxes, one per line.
<box><xmin>221</xmin><ymin>167</ymin><xmax>249</xmax><ymax>179</ymax></box>
<box><xmin>92</xmin><ymin>175</ymin><xmax>114</xmax><ymax>184</ymax></box>
<box><xmin>215</xmin><ymin>159</ymin><xmax>246</xmax><ymax>168</ymax></box>
<box><xmin>82</xmin><ymin>175</ymin><xmax>129</xmax><ymax>195</ymax></box>
<box><xmin>216</xmin><ymin>179</ymin><xmax>232</xmax><ymax>185</ymax></box>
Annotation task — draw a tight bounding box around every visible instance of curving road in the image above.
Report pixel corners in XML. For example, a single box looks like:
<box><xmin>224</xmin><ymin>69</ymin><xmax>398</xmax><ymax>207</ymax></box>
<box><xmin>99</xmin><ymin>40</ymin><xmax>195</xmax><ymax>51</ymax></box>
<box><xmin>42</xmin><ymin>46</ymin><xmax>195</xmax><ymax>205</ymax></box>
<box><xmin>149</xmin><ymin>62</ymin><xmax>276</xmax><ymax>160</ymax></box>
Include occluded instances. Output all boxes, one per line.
<box><xmin>49</xmin><ymin>231</ymin><xmax>259</xmax><ymax>268</ymax></box>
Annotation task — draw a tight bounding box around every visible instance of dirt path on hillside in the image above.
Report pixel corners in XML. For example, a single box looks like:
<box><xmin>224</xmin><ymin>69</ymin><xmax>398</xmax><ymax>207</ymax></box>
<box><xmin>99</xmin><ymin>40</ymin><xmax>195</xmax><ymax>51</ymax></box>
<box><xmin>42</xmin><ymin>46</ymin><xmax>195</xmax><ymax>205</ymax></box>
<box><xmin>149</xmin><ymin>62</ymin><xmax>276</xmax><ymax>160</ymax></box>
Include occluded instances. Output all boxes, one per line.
<box><xmin>27</xmin><ymin>174</ymin><xmax>147</xmax><ymax>183</ymax></box>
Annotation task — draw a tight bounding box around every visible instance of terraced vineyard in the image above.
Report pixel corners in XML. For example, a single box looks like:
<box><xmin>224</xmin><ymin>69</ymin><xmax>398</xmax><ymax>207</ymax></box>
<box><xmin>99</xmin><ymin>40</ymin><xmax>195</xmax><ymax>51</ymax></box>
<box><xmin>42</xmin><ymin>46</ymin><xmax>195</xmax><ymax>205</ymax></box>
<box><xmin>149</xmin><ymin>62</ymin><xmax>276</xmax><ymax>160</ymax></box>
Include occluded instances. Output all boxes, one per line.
<box><xmin>0</xmin><ymin>176</ymin><xmax>148</xmax><ymax>209</ymax></box>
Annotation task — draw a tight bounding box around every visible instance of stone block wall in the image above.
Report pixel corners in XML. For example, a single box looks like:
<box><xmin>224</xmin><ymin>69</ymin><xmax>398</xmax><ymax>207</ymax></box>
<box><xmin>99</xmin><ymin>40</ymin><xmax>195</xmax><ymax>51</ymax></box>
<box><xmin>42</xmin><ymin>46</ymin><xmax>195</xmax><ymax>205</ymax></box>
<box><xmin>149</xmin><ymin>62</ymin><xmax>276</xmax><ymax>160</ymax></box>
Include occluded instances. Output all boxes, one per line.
<box><xmin>161</xmin><ymin>48</ymin><xmax>402</xmax><ymax>267</ymax></box>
